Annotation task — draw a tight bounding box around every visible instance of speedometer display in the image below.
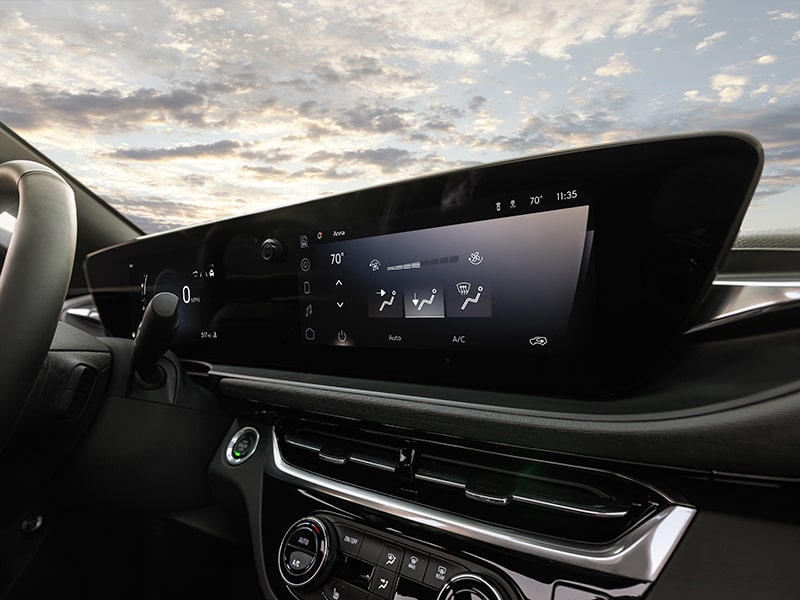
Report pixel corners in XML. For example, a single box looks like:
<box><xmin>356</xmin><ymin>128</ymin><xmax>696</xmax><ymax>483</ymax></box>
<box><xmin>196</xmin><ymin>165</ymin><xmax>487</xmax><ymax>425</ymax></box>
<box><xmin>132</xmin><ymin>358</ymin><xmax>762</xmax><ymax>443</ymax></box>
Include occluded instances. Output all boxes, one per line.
<box><xmin>130</xmin><ymin>248</ymin><xmax>219</xmax><ymax>342</ymax></box>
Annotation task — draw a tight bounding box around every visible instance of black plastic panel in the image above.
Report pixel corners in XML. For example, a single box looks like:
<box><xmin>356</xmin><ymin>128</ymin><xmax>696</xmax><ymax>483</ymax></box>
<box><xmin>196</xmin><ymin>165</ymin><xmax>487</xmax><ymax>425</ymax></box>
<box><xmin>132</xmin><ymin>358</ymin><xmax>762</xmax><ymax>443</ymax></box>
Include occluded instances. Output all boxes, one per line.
<box><xmin>647</xmin><ymin>512</ymin><xmax>800</xmax><ymax>599</ymax></box>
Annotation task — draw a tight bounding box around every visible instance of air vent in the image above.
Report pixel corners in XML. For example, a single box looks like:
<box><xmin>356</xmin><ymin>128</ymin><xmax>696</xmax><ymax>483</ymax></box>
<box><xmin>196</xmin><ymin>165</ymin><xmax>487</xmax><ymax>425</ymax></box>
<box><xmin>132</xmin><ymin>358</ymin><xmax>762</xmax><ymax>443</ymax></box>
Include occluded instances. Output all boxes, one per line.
<box><xmin>275</xmin><ymin>419</ymin><xmax>666</xmax><ymax>545</ymax></box>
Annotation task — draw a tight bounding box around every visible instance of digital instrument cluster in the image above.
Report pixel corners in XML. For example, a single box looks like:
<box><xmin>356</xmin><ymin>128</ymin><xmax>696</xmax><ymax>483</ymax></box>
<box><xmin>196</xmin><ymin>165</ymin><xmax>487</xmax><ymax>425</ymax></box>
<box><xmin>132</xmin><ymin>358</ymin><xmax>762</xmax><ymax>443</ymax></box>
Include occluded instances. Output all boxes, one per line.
<box><xmin>129</xmin><ymin>247</ymin><xmax>219</xmax><ymax>342</ymax></box>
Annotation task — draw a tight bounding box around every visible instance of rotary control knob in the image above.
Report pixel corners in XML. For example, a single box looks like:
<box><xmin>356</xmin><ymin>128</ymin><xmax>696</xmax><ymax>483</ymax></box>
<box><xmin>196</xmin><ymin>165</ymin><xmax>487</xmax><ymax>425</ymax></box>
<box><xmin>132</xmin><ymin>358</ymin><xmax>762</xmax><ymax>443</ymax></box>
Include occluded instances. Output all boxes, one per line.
<box><xmin>279</xmin><ymin>516</ymin><xmax>337</xmax><ymax>589</ymax></box>
<box><xmin>436</xmin><ymin>574</ymin><xmax>507</xmax><ymax>600</ymax></box>
<box><xmin>261</xmin><ymin>238</ymin><xmax>285</xmax><ymax>262</ymax></box>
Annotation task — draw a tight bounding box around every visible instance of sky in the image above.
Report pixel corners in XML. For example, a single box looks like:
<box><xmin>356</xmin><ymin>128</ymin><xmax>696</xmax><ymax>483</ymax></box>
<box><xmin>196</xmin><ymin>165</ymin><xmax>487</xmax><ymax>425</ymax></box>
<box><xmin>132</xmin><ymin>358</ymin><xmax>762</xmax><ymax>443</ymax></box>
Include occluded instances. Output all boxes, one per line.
<box><xmin>0</xmin><ymin>0</ymin><xmax>798</xmax><ymax>233</ymax></box>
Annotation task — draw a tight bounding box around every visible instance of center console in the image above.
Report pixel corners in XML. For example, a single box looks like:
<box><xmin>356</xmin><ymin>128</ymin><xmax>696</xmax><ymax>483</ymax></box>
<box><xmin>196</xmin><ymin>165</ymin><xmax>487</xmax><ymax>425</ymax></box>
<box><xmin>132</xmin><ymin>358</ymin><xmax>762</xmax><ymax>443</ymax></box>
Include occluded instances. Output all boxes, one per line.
<box><xmin>212</xmin><ymin>417</ymin><xmax>694</xmax><ymax>600</ymax></box>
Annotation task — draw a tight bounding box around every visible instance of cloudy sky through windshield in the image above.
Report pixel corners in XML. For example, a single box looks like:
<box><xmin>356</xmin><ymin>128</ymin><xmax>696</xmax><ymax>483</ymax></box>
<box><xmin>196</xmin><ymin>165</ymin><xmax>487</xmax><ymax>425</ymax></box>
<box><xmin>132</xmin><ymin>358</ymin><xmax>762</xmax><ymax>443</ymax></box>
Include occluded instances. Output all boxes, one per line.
<box><xmin>1</xmin><ymin>0</ymin><xmax>798</xmax><ymax>232</ymax></box>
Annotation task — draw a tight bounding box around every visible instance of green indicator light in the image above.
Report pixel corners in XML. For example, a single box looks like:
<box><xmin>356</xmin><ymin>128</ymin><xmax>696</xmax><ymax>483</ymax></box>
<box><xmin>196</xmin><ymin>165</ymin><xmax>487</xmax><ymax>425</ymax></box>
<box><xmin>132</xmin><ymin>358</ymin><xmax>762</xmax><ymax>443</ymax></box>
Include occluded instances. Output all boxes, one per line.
<box><xmin>234</xmin><ymin>450</ymin><xmax>242</xmax><ymax>457</ymax></box>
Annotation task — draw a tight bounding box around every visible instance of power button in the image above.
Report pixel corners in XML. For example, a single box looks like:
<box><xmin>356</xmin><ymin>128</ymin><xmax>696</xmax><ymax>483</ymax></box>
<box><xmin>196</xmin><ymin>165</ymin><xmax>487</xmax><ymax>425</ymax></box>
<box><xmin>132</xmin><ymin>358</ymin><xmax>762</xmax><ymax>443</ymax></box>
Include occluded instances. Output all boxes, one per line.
<box><xmin>225</xmin><ymin>427</ymin><xmax>260</xmax><ymax>465</ymax></box>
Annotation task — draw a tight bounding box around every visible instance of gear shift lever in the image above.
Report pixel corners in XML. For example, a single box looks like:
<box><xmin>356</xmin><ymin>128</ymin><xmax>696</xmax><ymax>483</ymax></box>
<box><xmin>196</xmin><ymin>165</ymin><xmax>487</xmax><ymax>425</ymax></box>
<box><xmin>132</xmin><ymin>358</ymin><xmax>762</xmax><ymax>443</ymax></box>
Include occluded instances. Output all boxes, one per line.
<box><xmin>132</xmin><ymin>292</ymin><xmax>180</xmax><ymax>387</ymax></box>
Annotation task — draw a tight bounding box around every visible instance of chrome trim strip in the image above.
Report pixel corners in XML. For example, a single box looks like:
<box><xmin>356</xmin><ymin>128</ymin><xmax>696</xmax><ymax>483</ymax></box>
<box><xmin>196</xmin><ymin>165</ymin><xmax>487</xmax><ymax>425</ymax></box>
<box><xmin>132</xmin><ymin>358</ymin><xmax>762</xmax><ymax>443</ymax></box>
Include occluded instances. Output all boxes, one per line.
<box><xmin>267</xmin><ymin>429</ymin><xmax>694</xmax><ymax>581</ymax></box>
<box><xmin>713</xmin><ymin>280</ymin><xmax>800</xmax><ymax>287</ymax></box>
<box><xmin>512</xmin><ymin>491</ymin><xmax>629</xmax><ymax>519</ymax></box>
<box><xmin>465</xmin><ymin>489</ymin><xmax>511</xmax><ymax>506</ymax></box>
<box><xmin>285</xmin><ymin>435</ymin><xmax>323</xmax><ymax>453</ymax></box>
<box><xmin>415</xmin><ymin>471</ymin><xmax>467</xmax><ymax>489</ymax></box>
<box><xmin>349</xmin><ymin>454</ymin><xmax>397</xmax><ymax>473</ymax></box>
<box><xmin>690</xmin><ymin>283</ymin><xmax>800</xmax><ymax>332</ymax></box>
<box><xmin>319</xmin><ymin>452</ymin><xmax>347</xmax><ymax>466</ymax></box>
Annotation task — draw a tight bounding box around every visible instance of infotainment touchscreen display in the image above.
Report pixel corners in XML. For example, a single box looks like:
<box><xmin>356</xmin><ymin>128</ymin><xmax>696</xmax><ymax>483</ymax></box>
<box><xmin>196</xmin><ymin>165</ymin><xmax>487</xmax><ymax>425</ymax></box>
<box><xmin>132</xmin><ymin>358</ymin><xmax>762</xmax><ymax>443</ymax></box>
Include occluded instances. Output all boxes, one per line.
<box><xmin>298</xmin><ymin>194</ymin><xmax>592</xmax><ymax>355</ymax></box>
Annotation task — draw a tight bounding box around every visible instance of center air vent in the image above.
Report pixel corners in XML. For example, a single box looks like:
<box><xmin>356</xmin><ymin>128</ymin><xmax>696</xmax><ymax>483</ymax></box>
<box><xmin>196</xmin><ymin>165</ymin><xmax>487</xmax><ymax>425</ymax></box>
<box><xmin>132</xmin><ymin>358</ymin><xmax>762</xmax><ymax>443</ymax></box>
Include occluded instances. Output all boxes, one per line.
<box><xmin>274</xmin><ymin>419</ymin><xmax>666</xmax><ymax>545</ymax></box>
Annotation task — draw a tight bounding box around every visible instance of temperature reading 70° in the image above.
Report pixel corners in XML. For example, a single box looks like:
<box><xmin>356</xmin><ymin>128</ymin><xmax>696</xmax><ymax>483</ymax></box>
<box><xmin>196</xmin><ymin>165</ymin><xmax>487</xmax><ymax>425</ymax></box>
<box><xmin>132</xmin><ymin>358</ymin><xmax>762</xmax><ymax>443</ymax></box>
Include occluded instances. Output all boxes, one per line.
<box><xmin>330</xmin><ymin>252</ymin><xmax>345</xmax><ymax>265</ymax></box>
<box><xmin>530</xmin><ymin>195</ymin><xmax>542</xmax><ymax>205</ymax></box>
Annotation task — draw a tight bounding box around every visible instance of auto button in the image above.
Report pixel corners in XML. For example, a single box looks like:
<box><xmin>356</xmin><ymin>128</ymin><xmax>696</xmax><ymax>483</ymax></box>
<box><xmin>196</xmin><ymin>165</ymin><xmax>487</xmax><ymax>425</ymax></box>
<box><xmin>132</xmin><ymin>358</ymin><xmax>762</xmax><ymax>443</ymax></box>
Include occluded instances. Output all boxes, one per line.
<box><xmin>287</xmin><ymin>526</ymin><xmax>320</xmax><ymax>555</ymax></box>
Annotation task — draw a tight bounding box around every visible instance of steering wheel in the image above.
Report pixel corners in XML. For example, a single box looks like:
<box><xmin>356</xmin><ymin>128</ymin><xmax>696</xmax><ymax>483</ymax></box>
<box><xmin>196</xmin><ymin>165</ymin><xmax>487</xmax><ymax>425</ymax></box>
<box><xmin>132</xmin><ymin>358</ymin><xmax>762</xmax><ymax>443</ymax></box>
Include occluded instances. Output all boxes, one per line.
<box><xmin>0</xmin><ymin>160</ymin><xmax>76</xmax><ymax>449</ymax></box>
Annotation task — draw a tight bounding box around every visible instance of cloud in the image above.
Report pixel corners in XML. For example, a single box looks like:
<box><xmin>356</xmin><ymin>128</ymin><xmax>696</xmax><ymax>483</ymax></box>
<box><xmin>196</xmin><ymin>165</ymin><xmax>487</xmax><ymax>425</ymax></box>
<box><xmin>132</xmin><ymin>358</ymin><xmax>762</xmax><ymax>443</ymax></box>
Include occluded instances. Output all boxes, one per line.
<box><xmin>469</xmin><ymin>96</ymin><xmax>488</xmax><ymax>112</ymax></box>
<box><xmin>110</xmin><ymin>139</ymin><xmax>244</xmax><ymax>160</ymax></box>
<box><xmin>242</xmin><ymin>165</ymin><xmax>361</xmax><ymax>181</ymax></box>
<box><xmin>335</xmin><ymin>104</ymin><xmax>410</xmax><ymax>133</ymax></box>
<box><xmin>298</xmin><ymin>100</ymin><xmax>319</xmax><ymax>116</ymax></box>
<box><xmin>101</xmin><ymin>193</ymin><xmax>223</xmax><ymax>233</ymax></box>
<box><xmin>711</xmin><ymin>73</ymin><xmax>749</xmax><ymax>103</ymax></box>
<box><xmin>683</xmin><ymin>90</ymin><xmax>713</xmax><ymax>103</ymax></box>
<box><xmin>313</xmin><ymin>0</ymin><xmax>702</xmax><ymax>61</ymax></box>
<box><xmin>342</xmin><ymin>55</ymin><xmax>384</xmax><ymax>78</ymax></box>
<box><xmin>182</xmin><ymin>174</ymin><xmax>212</xmax><ymax>187</ymax></box>
<box><xmin>594</xmin><ymin>53</ymin><xmax>636</xmax><ymax>77</ymax></box>
<box><xmin>768</xmin><ymin>10</ymin><xmax>800</xmax><ymax>20</ymax></box>
<box><xmin>307</xmin><ymin>147</ymin><xmax>416</xmax><ymax>173</ymax></box>
<box><xmin>695</xmin><ymin>31</ymin><xmax>727</xmax><ymax>52</ymax></box>
<box><xmin>0</xmin><ymin>84</ymin><xmax>211</xmax><ymax>131</ymax></box>
<box><xmin>757</xmin><ymin>54</ymin><xmax>778</xmax><ymax>65</ymax></box>
<box><xmin>239</xmin><ymin>147</ymin><xmax>297</xmax><ymax>163</ymax></box>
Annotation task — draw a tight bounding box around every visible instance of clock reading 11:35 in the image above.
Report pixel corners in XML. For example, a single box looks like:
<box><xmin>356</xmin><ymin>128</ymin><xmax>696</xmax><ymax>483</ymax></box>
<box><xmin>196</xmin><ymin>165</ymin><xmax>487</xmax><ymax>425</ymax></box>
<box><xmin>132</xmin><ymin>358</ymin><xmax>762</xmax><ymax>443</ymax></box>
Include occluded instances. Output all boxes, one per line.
<box><xmin>556</xmin><ymin>189</ymin><xmax>579</xmax><ymax>201</ymax></box>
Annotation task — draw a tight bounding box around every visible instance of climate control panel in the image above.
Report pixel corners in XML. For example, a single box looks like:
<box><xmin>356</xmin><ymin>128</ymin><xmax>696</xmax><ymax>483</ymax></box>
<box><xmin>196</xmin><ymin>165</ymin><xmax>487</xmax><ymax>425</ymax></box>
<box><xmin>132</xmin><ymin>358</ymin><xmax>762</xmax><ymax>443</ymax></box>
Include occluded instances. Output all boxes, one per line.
<box><xmin>279</xmin><ymin>517</ymin><xmax>336</xmax><ymax>588</ymax></box>
<box><xmin>277</xmin><ymin>514</ymin><xmax>509</xmax><ymax>600</ymax></box>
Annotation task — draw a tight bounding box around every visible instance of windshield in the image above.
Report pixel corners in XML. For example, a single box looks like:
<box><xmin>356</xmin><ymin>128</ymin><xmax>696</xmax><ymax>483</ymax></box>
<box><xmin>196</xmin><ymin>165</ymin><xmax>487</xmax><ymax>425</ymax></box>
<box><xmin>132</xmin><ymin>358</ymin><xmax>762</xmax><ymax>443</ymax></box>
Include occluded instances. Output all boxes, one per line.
<box><xmin>1</xmin><ymin>1</ymin><xmax>798</xmax><ymax>234</ymax></box>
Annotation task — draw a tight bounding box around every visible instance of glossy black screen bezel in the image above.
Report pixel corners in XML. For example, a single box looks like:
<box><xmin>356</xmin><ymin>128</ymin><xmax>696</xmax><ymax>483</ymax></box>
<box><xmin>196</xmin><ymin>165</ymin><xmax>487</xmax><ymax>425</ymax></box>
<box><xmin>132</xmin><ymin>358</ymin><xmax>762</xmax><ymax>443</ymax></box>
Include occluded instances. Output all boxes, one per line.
<box><xmin>86</xmin><ymin>133</ymin><xmax>763</xmax><ymax>396</ymax></box>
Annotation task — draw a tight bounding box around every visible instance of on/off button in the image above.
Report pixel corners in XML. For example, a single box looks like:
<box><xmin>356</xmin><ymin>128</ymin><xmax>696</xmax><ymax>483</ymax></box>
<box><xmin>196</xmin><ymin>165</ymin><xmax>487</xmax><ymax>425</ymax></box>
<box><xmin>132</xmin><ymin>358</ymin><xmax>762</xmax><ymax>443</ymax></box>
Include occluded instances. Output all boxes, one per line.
<box><xmin>337</xmin><ymin>526</ymin><xmax>364</xmax><ymax>555</ymax></box>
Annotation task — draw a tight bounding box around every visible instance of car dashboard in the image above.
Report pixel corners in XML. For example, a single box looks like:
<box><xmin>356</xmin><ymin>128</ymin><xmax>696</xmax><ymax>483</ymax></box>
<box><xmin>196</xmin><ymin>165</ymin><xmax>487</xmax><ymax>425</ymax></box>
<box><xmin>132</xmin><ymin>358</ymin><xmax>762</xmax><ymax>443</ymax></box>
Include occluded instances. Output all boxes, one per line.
<box><xmin>55</xmin><ymin>132</ymin><xmax>800</xmax><ymax>599</ymax></box>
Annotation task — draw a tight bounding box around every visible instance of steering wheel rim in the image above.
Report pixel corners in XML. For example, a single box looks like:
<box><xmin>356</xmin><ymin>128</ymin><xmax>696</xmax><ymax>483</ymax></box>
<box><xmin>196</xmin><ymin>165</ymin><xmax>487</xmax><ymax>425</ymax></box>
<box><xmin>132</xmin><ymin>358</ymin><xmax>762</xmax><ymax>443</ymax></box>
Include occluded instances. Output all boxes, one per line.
<box><xmin>0</xmin><ymin>160</ymin><xmax>76</xmax><ymax>448</ymax></box>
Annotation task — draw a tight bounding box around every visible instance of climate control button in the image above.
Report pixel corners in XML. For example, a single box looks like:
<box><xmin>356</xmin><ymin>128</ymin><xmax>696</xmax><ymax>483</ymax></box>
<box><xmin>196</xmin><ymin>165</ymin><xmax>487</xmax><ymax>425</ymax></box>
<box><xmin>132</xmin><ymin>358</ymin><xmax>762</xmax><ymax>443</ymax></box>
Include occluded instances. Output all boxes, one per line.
<box><xmin>424</xmin><ymin>558</ymin><xmax>465</xmax><ymax>589</ymax></box>
<box><xmin>287</xmin><ymin>527</ymin><xmax>320</xmax><ymax>555</ymax></box>
<box><xmin>288</xmin><ymin>550</ymin><xmax>316</xmax><ymax>574</ymax></box>
<box><xmin>279</xmin><ymin>516</ymin><xmax>337</xmax><ymax>589</ymax></box>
